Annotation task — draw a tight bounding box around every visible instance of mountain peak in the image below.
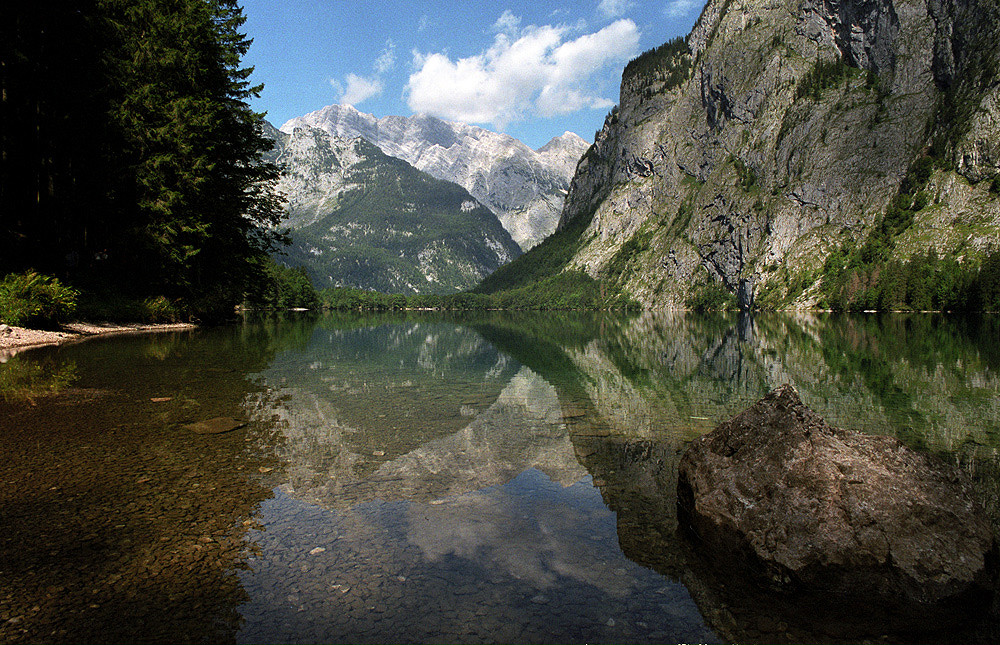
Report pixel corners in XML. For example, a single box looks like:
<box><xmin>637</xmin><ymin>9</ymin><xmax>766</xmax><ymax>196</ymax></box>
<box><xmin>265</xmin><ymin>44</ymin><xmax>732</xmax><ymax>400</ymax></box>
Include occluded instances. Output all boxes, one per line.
<box><xmin>537</xmin><ymin>131</ymin><xmax>588</xmax><ymax>154</ymax></box>
<box><xmin>268</xmin><ymin>124</ymin><xmax>522</xmax><ymax>294</ymax></box>
<box><xmin>279</xmin><ymin>103</ymin><xmax>588</xmax><ymax>250</ymax></box>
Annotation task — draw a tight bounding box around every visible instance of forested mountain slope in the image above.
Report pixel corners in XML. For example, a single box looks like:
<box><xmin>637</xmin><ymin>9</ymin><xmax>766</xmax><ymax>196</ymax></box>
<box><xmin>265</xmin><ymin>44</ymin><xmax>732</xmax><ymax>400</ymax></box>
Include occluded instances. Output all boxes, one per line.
<box><xmin>268</xmin><ymin>125</ymin><xmax>521</xmax><ymax>294</ymax></box>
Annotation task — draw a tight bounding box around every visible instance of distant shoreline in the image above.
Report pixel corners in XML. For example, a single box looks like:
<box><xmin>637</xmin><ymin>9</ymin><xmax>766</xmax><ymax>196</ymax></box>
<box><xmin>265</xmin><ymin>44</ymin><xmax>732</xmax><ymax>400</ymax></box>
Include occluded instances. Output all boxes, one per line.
<box><xmin>0</xmin><ymin>322</ymin><xmax>197</xmax><ymax>360</ymax></box>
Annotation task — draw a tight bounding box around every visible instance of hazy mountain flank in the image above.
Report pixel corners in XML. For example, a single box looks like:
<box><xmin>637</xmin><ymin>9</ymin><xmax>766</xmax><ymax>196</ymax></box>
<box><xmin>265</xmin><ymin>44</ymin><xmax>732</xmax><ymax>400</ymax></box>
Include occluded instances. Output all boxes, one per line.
<box><xmin>267</xmin><ymin>124</ymin><xmax>522</xmax><ymax>294</ymax></box>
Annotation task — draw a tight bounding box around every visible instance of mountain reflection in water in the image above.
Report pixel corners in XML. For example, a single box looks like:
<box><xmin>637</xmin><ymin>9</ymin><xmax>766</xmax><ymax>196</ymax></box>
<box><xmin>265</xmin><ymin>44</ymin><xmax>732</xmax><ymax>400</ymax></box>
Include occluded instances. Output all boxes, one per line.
<box><xmin>2</xmin><ymin>311</ymin><xmax>998</xmax><ymax>643</ymax></box>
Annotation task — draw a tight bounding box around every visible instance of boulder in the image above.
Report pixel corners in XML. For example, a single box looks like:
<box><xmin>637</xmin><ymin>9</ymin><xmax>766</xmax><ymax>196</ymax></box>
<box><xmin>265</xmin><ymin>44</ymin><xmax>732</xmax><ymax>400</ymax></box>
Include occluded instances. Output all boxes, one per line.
<box><xmin>677</xmin><ymin>384</ymin><xmax>996</xmax><ymax>616</ymax></box>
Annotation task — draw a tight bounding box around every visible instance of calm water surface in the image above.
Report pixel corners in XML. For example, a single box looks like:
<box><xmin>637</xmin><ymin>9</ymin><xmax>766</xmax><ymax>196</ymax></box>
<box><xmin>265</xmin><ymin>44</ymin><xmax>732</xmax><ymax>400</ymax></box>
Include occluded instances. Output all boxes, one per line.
<box><xmin>2</xmin><ymin>311</ymin><xmax>999</xmax><ymax>643</ymax></box>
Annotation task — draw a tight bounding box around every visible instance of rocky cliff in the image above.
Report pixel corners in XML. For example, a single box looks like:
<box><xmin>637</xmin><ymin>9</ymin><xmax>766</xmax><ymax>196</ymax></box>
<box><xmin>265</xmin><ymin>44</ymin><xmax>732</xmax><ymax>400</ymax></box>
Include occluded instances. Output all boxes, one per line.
<box><xmin>269</xmin><ymin>125</ymin><xmax>521</xmax><ymax>294</ymax></box>
<box><xmin>281</xmin><ymin>104</ymin><xmax>589</xmax><ymax>250</ymax></box>
<box><xmin>557</xmin><ymin>0</ymin><xmax>1000</xmax><ymax>308</ymax></box>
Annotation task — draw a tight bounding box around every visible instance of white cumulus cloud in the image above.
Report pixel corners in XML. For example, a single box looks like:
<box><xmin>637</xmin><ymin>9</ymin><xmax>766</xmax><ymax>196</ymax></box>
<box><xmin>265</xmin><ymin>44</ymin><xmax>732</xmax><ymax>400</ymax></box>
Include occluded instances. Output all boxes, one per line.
<box><xmin>406</xmin><ymin>16</ymin><xmax>640</xmax><ymax>129</ymax></box>
<box><xmin>330</xmin><ymin>40</ymin><xmax>395</xmax><ymax>107</ymax></box>
<box><xmin>493</xmin><ymin>9</ymin><xmax>521</xmax><ymax>35</ymax></box>
<box><xmin>337</xmin><ymin>73</ymin><xmax>384</xmax><ymax>106</ymax></box>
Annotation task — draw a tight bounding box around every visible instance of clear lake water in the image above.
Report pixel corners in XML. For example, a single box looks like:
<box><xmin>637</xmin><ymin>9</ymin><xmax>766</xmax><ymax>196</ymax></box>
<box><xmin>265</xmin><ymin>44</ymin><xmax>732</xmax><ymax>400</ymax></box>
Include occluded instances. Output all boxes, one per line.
<box><xmin>2</xmin><ymin>310</ymin><xmax>999</xmax><ymax>643</ymax></box>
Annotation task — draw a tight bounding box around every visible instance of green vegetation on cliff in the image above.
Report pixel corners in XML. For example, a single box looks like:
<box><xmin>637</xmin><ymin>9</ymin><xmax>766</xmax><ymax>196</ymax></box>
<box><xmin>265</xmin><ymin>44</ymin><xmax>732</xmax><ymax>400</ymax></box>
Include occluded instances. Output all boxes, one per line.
<box><xmin>474</xmin><ymin>206</ymin><xmax>595</xmax><ymax>294</ymax></box>
<box><xmin>818</xmin><ymin>246</ymin><xmax>1000</xmax><ymax>312</ymax></box>
<box><xmin>622</xmin><ymin>36</ymin><xmax>693</xmax><ymax>91</ymax></box>
<box><xmin>795</xmin><ymin>58</ymin><xmax>856</xmax><ymax>101</ymax></box>
<box><xmin>686</xmin><ymin>282</ymin><xmax>739</xmax><ymax>311</ymax></box>
<box><xmin>471</xmin><ymin>205</ymin><xmax>637</xmax><ymax>309</ymax></box>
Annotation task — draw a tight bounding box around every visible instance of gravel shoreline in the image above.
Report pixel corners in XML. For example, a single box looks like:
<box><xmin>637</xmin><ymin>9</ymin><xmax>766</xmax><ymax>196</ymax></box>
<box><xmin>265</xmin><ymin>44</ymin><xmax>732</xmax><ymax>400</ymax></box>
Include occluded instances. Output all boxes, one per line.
<box><xmin>0</xmin><ymin>321</ymin><xmax>196</xmax><ymax>359</ymax></box>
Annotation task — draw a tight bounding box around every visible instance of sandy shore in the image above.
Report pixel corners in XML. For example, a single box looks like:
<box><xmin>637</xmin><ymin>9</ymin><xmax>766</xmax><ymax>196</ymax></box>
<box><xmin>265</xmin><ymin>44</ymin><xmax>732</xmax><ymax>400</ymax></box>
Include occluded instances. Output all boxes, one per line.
<box><xmin>0</xmin><ymin>321</ymin><xmax>196</xmax><ymax>359</ymax></box>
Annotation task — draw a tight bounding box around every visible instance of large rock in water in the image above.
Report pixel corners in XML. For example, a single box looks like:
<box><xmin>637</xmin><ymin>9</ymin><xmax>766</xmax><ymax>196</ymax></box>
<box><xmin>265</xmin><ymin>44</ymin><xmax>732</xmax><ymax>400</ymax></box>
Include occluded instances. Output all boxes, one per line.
<box><xmin>677</xmin><ymin>385</ymin><xmax>996</xmax><ymax>618</ymax></box>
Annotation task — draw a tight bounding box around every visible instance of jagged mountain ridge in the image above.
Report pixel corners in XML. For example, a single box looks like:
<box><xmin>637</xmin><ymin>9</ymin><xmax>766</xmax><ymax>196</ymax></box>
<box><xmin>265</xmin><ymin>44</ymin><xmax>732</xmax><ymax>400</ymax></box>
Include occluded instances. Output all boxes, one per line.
<box><xmin>268</xmin><ymin>124</ymin><xmax>522</xmax><ymax>294</ymax></box>
<box><xmin>549</xmin><ymin>0</ymin><xmax>1000</xmax><ymax>308</ymax></box>
<box><xmin>280</xmin><ymin>104</ymin><xmax>589</xmax><ymax>250</ymax></box>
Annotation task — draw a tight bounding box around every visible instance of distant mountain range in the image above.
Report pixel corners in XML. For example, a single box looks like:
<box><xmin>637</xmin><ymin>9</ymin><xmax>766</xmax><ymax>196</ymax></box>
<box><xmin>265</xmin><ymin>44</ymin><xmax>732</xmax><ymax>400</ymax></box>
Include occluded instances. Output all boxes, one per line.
<box><xmin>264</xmin><ymin>105</ymin><xmax>587</xmax><ymax>295</ymax></box>
<box><xmin>281</xmin><ymin>104</ymin><xmax>588</xmax><ymax>251</ymax></box>
<box><xmin>266</xmin><ymin>123</ymin><xmax>522</xmax><ymax>294</ymax></box>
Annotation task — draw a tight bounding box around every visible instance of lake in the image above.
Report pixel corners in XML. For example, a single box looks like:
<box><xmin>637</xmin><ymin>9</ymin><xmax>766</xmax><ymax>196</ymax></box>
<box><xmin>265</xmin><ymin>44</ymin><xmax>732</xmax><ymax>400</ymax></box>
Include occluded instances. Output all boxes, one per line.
<box><xmin>2</xmin><ymin>311</ymin><xmax>999</xmax><ymax>643</ymax></box>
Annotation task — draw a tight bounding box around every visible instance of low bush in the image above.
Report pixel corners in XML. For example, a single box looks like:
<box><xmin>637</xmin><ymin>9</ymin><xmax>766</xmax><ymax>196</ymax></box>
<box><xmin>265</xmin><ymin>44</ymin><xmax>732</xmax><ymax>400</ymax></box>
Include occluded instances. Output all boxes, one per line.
<box><xmin>73</xmin><ymin>291</ymin><xmax>183</xmax><ymax>323</ymax></box>
<box><xmin>0</xmin><ymin>271</ymin><xmax>79</xmax><ymax>329</ymax></box>
<box><xmin>686</xmin><ymin>282</ymin><xmax>737</xmax><ymax>311</ymax></box>
<box><xmin>142</xmin><ymin>296</ymin><xmax>183</xmax><ymax>323</ymax></box>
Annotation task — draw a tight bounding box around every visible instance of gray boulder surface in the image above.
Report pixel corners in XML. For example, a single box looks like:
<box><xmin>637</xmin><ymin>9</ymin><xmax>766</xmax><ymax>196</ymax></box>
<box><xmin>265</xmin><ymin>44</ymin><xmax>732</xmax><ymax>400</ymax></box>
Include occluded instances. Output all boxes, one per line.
<box><xmin>677</xmin><ymin>384</ymin><xmax>996</xmax><ymax>617</ymax></box>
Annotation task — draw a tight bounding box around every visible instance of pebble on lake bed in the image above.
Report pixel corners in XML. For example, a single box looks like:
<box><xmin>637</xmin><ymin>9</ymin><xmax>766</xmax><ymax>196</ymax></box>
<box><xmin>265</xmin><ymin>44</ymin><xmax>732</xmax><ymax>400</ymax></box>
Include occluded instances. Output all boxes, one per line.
<box><xmin>182</xmin><ymin>417</ymin><xmax>246</xmax><ymax>435</ymax></box>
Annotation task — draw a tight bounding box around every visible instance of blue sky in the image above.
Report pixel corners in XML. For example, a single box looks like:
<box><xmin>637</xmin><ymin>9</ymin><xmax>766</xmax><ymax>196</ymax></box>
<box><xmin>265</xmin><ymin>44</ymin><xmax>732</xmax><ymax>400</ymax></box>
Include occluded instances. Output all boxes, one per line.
<box><xmin>240</xmin><ymin>1</ymin><xmax>705</xmax><ymax>149</ymax></box>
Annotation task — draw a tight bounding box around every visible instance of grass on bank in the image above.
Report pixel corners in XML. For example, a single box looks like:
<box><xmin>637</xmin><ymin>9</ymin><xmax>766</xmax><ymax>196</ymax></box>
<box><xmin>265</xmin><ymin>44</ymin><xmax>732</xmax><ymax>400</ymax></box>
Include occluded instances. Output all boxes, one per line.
<box><xmin>318</xmin><ymin>270</ymin><xmax>638</xmax><ymax>311</ymax></box>
<box><xmin>0</xmin><ymin>259</ymin><xmax>322</xmax><ymax>328</ymax></box>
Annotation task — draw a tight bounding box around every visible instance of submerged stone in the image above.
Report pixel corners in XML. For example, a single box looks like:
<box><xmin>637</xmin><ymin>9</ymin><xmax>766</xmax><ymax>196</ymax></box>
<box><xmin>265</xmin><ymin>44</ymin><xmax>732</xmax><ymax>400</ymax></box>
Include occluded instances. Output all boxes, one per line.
<box><xmin>677</xmin><ymin>384</ymin><xmax>996</xmax><ymax>626</ymax></box>
<box><xmin>182</xmin><ymin>417</ymin><xmax>246</xmax><ymax>435</ymax></box>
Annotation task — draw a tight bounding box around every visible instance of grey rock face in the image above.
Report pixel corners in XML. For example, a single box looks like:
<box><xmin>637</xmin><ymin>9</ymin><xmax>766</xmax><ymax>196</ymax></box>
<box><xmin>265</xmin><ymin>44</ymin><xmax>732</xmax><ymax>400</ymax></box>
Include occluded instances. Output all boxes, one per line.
<box><xmin>677</xmin><ymin>385</ymin><xmax>996</xmax><ymax>610</ymax></box>
<box><xmin>267</xmin><ymin>125</ymin><xmax>521</xmax><ymax>293</ymax></box>
<box><xmin>928</xmin><ymin>0</ymin><xmax>1000</xmax><ymax>183</ymax></box>
<box><xmin>281</xmin><ymin>104</ymin><xmax>588</xmax><ymax>250</ymax></box>
<box><xmin>270</xmin><ymin>127</ymin><xmax>367</xmax><ymax>229</ymax></box>
<box><xmin>821</xmin><ymin>0</ymin><xmax>901</xmax><ymax>76</ymax></box>
<box><xmin>557</xmin><ymin>0</ymin><xmax>1000</xmax><ymax>308</ymax></box>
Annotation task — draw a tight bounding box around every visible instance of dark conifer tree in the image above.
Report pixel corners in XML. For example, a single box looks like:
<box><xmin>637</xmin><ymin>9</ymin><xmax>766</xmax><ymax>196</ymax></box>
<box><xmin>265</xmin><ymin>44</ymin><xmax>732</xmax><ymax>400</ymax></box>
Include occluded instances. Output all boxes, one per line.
<box><xmin>1</xmin><ymin>2</ymin><xmax>111</xmax><ymax>276</ymax></box>
<box><xmin>1</xmin><ymin>0</ymin><xmax>285</xmax><ymax>318</ymax></box>
<box><xmin>101</xmin><ymin>0</ymin><xmax>285</xmax><ymax>314</ymax></box>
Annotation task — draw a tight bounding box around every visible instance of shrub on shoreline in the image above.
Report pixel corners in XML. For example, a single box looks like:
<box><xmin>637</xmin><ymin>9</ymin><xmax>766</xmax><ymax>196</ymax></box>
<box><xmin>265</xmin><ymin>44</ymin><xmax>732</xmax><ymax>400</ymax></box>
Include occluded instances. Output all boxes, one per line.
<box><xmin>74</xmin><ymin>292</ymin><xmax>184</xmax><ymax>324</ymax></box>
<box><xmin>0</xmin><ymin>271</ymin><xmax>79</xmax><ymax>329</ymax></box>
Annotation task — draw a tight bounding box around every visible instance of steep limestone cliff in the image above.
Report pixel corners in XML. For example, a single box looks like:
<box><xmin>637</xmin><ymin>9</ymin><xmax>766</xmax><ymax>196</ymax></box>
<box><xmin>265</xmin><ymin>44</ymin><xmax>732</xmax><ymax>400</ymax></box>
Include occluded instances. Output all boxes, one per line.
<box><xmin>557</xmin><ymin>0</ymin><xmax>1000</xmax><ymax>309</ymax></box>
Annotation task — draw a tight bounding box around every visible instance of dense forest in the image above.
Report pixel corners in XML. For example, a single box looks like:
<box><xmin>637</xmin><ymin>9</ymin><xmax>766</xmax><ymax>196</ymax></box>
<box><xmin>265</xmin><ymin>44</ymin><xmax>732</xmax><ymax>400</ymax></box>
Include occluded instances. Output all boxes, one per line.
<box><xmin>1</xmin><ymin>0</ymin><xmax>289</xmax><ymax>321</ymax></box>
